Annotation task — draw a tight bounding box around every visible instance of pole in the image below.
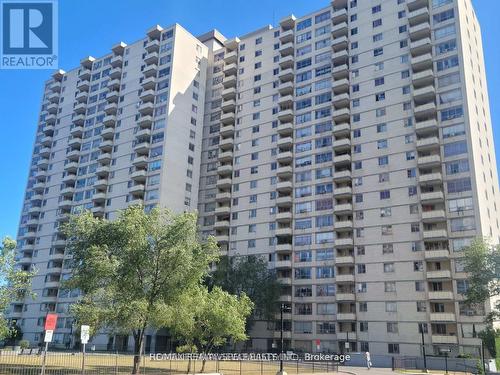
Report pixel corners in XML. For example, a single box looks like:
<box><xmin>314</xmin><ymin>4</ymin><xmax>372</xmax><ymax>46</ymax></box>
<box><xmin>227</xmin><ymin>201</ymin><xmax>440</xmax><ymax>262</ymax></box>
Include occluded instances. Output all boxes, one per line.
<box><xmin>81</xmin><ymin>343</ymin><xmax>86</xmax><ymax>375</ymax></box>
<box><xmin>420</xmin><ymin>325</ymin><xmax>428</xmax><ymax>372</ymax></box>
<box><xmin>40</xmin><ymin>341</ymin><xmax>49</xmax><ymax>375</ymax></box>
<box><xmin>280</xmin><ymin>303</ymin><xmax>284</xmax><ymax>373</ymax></box>
<box><xmin>346</xmin><ymin>331</ymin><xmax>349</xmax><ymax>353</ymax></box>
<box><xmin>481</xmin><ymin>340</ymin><xmax>486</xmax><ymax>375</ymax></box>
<box><xmin>444</xmin><ymin>352</ymin><xmax>448</xmax><ymax>375</ymax></box>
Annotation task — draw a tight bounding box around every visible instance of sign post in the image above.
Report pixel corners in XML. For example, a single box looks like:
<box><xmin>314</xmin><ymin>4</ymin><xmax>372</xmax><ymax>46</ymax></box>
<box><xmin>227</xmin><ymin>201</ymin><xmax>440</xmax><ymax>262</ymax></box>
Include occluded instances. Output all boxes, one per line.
<box><xmin>80</xmin><ymin>325</ymin><xmax>90</xmax><ymax>375</ymax></box>
<box><xmin>40</xmin><ymin>313</ymin><xmax>58</xmax><ymax>375</ymax></box>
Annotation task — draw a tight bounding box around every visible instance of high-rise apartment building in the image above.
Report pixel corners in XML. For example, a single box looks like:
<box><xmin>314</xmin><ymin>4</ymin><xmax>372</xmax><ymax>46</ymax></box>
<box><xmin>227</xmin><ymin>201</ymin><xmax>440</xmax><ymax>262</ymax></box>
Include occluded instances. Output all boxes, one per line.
<box><xmin>11</xmin><ymin>0</ymin><xmax>500</xmax><ymax>356</ymax></box>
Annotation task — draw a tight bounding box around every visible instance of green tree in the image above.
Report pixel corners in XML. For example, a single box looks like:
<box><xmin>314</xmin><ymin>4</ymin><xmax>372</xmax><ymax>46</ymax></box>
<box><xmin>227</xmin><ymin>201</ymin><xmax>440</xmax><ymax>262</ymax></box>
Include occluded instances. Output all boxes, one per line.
<box><xmin>462</xmin><ymin>238</ymin><xmax>500</xmax><ymax>322</ymax></box>
<box><xmin>62</xmin><ymin>207</ymin><xmax>219</xmax><ymax>374</ymax></box>
<box><xmin>208</xmin><ymin>255</ymin><xmax>282</xmax><ymax>325</ymax></box>
<box><xmin>0</xmin><ymin>237</ymin><xmax>35</xmax><ymax>341</ymax></box>
<box><xmin>166</xmin><ymin>286</ymin><xmax>253</xmax><ymax>373</ymax></box>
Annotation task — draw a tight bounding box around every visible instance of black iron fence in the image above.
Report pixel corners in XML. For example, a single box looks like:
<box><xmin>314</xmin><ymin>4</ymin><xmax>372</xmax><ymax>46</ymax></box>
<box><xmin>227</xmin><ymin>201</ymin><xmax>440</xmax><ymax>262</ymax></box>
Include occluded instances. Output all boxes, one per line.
<box><xmin>0</xmin><ymin>350</ymin><xmax>339</xmax><ymax>375</ymax></box>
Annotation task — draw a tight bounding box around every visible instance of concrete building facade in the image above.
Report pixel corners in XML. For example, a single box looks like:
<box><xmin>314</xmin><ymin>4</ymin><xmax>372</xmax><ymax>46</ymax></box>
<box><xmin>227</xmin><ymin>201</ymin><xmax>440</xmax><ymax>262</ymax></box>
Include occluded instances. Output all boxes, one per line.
<box><xmin>10</xmin><ymin>0</ymin><xmax>500</xmax><ymax>356</ymax></box>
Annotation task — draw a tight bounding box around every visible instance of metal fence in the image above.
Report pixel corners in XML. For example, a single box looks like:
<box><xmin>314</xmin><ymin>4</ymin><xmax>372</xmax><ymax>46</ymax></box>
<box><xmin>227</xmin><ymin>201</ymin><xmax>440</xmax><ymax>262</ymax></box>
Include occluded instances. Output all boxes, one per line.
<box><xmin>0</xmin><ymin>350</ymin><xmax>339</xmax><ymax>375</ymax></box>
<box><xmin>393</xmin><ymin>355</ymin><xmax>480</xmax><ymax>374</ymax></box>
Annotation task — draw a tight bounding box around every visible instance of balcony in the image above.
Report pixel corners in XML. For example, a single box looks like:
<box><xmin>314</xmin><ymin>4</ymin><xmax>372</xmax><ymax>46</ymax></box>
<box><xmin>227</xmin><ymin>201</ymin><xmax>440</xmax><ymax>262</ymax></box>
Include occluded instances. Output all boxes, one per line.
<box><xmin>279</xmin><ymin>55</ymin><xmax>294</xmax><ymax>69</ymax></box>
<box><xmin>333</xmin><ymin>93</ymin><xmax>350</xmax><ymax>108</ymax></box>
<box><xmin>222</xmin><ymin>75</ymin><xmax>237</xmax><ymax>88</ymax></box>
<box><xmin>274</xmin><ymin>260</ymin><xmax>292</xmax><ymax>269</ymax></box>
<box><xmin>279</xmin><ymin>42</ymin><xmax>294</xmax><ymax>56</ymax></box>
<box><xmin>276</xmin><ymin>181</ymin><xmax>293</xmax><ymax>193</ymax></box>
<box><xmin>278</xmin><ymin>94</ymin><xmax>293</xmax><ymax>107</ymax></box>
<box><xmin>408</xmin><ymin>7</ymin><xmax>430</xmax><ymax>26</ymax></box>
<box><xmin>412</xmin><ymin>53</ymin><xmax>433</xmax><ymax>72</ymax></box>
<box><xmin>62</xmin><ymin>173</ymin><xmax>76</xmax><ymax>183</ymax></box>
<box><xmin>214</xmin><ymin>220</ymin><xmax>230</xmax><ymax>230</ymax></box>
<box><xmin>99</xmin><ymin>140</ymin><xmax>113</xmax><ymax>152</ymax></box>
<box><xmin>137</xmin><ymin>115</ymin><xmax>153</xmax><ymax>128</ymax></box>
<box><xmin>72</xmin><ymin>114</ymin><xmax>85</xmax><ymax>126</ymax></box>
<box><xmin>112</xmin><ymin>42</ymin><xmax>127</xmax><ymax>56</ymax></box>
<box><xmin>217</xmin><ymin>164</ymin><xmax>232</xmax><ymax>176</ymax></box>
<box><xmin>93</xmin><ymin>192</ymin><xmax>106</xmax><ymax>203</ymax></box>
<box><xmin>331</xmin><ymin>22</ymin><xmax>348</xmax><ymax>38</ymax></box>
<box><xmin>420</xmin><ymin>191</ymin><xmax>444</xmax><ymax>203</ymax></box>
<box><xmin>414</xmin><ymin>102</ymin><xmax>437</xmax><ymax>118</ymax></box>
<box><xmin>275</xmin><ymin>227</ymin><xmax>292</xmax><ymax>237</ymax></box>
<box><xmin>45</xmin><ymin>114</ymin><xmax>57</xmax><ymax>124</ymax></box>
<box><xmin>107</xmin><ymin>79</ymin><xmax>121</xmax><ymax>91</ymax></box>
<box><xmin>411</xmin><ymin>37</ymin><xmax>432</xmax><ymax>57</ymax></box>
<box><xmin>221</xmin><ymin>87</ymin><xmax>236</xmax><ymax>100</ymax></box>
<box><xmin>106</xmin><ymin>91</ymin><xmax>119</xmax><ymax>103</ymax></box>
<box><xmin>224</xmin><ymin>50</ymin><xmax>237</xmax><ymax>64</ymax></box>
<box><xmin>334</xmin><ymin>220</ymin><xmax>353</xmax><ymax>231</ymax></box>
<box><xmin>332</xmin><ymin>64</ymin><xmax>349</xmax><ymax>79</ymax></box>
<box><xmin>39</xmin><ymin>147</ymin><xmax>51</xmax><ymax>157</ymax></box>
<box><xmin>412</xmin><ymin>69</ymin><xmax>434</xmax><ymax>88</ymax></box>
<box><xmin>432</xmin><ymin>335</ymin><xmax>458</xmax><ymax>345</ymax></box>
<box><xmin>336</xmin><ymin>293</ymin><xmax>355</xmax><ymax>301</ymax></box>
<box><xmin>419</xmin><ymin>173</ymin><xmax>443</xmax><ymax>185</ymax></box>
<box><xmin>423</xmin><ymin>229</ymin><xmax>448</xmax><ymax>241</ymax></box>
<box><xmin>278</xmin><ymin>81</ymin><xmax>294</xmax><ymax>95</ymax></box>
<box><xmin>220</xmin><ymin>112</ymin><xmax>235</xmax><ymax>125</ymax></box>
<box><xmin>409</xmin><ymin>22</ymin><xmax>431</xmax><ymax>42</ymax></box>
<box><xmin>336</xmin><ymin>256</ymin><xmax>355</xmax><ymax>265</ymax></box>
<box><xmin>332</xmin><ymin>108</ymin><xmax>350</xmax><ymax>122</ymax></box>
<box><xmin>109</xmin><ymin>67</ymin><xmax>122</xmax><ymax>79</ymax></box>
<box><xmin>416</xmin><ymin>136</ymin><xmax>439</xmax><ymax>151</ymax></box>
<box><xmin>104</xmin><ymin>102</ymin><xmax>118</xmax><ymax>115</ymax></box>
<box><xmin>64</xmin><ymin>161</ymin><xmax>78</xmax><ymax>173</ymax></box>
<box><xmin>276</xmin><ymin>196</ymin><xmax>292</xmax><ymax>207</ymax></box>
<box><xmin>332</xmin><ymin>7</ymin><xmax>348</xmax><ymax>23</ymax></box>
<box><xmin>277</xmin><ymin>122</ymin><xmax>293</xmax><ymax>136</ymax></box>
<box><xmin>221</xmin><ymin>99</ymin><xmax>236</xmax><ymax>112</ymax></box>
<box><xmin>219</xmin><ymin>137</ymin><xmax>233</xmax><ymax>150</ymax></box>
<box><xmin>70</xmin><ymin>125</ymin><xmax>84</xmax><ymax>137</ymax></box>
<box><xmin>332</xmin><ymin>170</ymin><xmax>351</xmax><ymax>182</ymax></box>
<box><xmin>278</xmin><ymin>108</ymin><xmax>294</xmax><ymax>122</ymax></box>
<box><xmin>276</xmin><ymin>211</ymin><xmax>292</xmax><ymax>222</ymax></box>
<box><xmin>94</xmin><ymin>179</ymin><xmax>108</xmax><ymax>189</ymax></box>
<box><xmin>68</xmin><ymin>137</ymin><xmax>82</xmax><ymax>148</ymax></box>
<box><xmin>215</xmin><ymin>234</ymin><xmax>229</xmax><ymax>244</ymax></box>
<box><xmin>331</xmin><ymin>36</ymin><xmax>348</xmax><ymax>52</ymax></box>
<box><xmin>277</xmin><ymin>151</ymin><xmax>293</xmax><ymax>163</ymax></box>
<box><xmin>424</xmin><ymin>249</ymin><xmax>450</xmax><ymax>260</ymax></box>
<box><xmin>60</xmin><ymin>186</ymin><xmax>74</xmax><ymax>196</ymax></box>
<box><xmin>276</xmin><ymin>244</ymin><xmax>292</xmax><ymax>254</ymax></box>
<box><xmin>76</xmin><ymin>79</ymin><xmax>90</xmax><ymax>91</ymax></box>
<box><xmin>110</xmin><ymin>55</ymin><xmax>123</xmax><ymax>68</ymax></box>
<box><xmin>336</xmin><ymin>274</ymin><xmax>355</xmax><ymax>283</ymax></box>
<box><xmin>219</xmin><ymin>124</ymin><xmax>235</xmax><ymax>137</ymax></box>
<box><xmin>418</xmin><ymin>154</ymin><xmax>441</xmax><ymax>167</ymax></box>
<box><xmin>422</xmin><ymin>209</ymin><xmax>446</xmax><ymax>222</ymax></box>
<box><xmin>218</xmin><ymin>150</ymin><xmax>233</xmax><ymax>162</ymax></box>
<box><xmin>416</xmin><ymin>119</ymin><xmax>438</xmax><ymax>134</ymax></box>
<box><xmin>141</xmin><ymin>76</ymin><xmax>156</xmax><ymax>90</ymax></box>
<box><xmin>333</xmin><ymin>186</ymin><xmax>352</xmax><ymax>199</ymax></box>
<box><xmin>67</xmin><ymin>150</ymin><xmax>81</xmax><ymax>161</ymax></box>
<box><xmin>276</xmin><ymin>166</ymin><xmax>293</xmax><ymax>178</ymax></box>
<box><xmin>129</xmin><ymin>184</ymin><xmax>145</xmax><ymax>194</ymax></box>
<box><xmin>430</xmin><ymin>313</ymin><xmax>456</xmax><ymax>322</ymax></box>
<box><xmin>216</xmin><ymin>178</ymin><xmax>232</xmax><ymax>189</ymax></box>
<box><xmin>134</xmin><ymin>141</ymin><xmax>150</xmax><ymax>154</ymax></box>
<box><xmin>333</xmin><ymin>153</ymin><xmax>352</xmax><ymax>167</ymax></box>
<box><xmin>332</xmin><ymin>50</ymin><xmax>348</xmax><ymax>65</ymax></box>
<box><xmin>333</xmin><ymin>123</ymin><xmax>350</xmax><ymax>137</ymax></box>
<box><xmin>91</xmin><ymin>206</ymin><xmax>105</xmax><ymax>216</ymax></box>
<box><xmin>138</xmin><ymin>102</ymin><xmax>154</xmax><ymax>115</ymax></box>
<box><xmin>131</xmin><ymin>170</ymin><xmax>147</xmax><ymax>181</ymax></box>
<box><xmin>428</xmin><ymin>291</ymin><xmax>454</xmax><ymax>300</ymax></box>
<box><xmin>278</xmin><ymin>68</ymin><xmax>294</xmax><ymax>82</ymax></box>
<box><xmin>144</xmin><ymin>51</ymin><xmax>159</xmax><ymax>65</ymax></box>
<box><xmin>333</xmin><ymin>203</ymin><xmax>352</xmax><ymax>214</ymax></box>
<box><xmin>223</xmin><ymin>63</ymin><xmax>237</xmax><ymax>76</ymax></box>
<box><xmin>144</xmin><ymin>39</ymin><xmax>160</xmax><ymax>53</ymax></box>
<box><xmin>337</xmin><ymin>313</ymin><xmax>356</xmax><ymax>321</ymax></box>
<box><xmin>215</xmin><ymin>205</ymin><xmax>231</xmax><ymax>216</ymax></box>
<box><xmin>332</xmin><ymin>78</ymin><xmax>349</xmax><ymax>94</ymax></box>
<box><xmin>277</xmin><ymin>136</ymin><xmax>293</xmax><ymax>149</ymax></box>
<box><xmin>132</xmin><ymin>156</ymin><xmax>148</xmax><ymax>168</ymax></box>
<box><xmin>279</xmin><ymin>29</ymin><xmax>294</xmax><ymax>44</ymax></box>
<box><xmin>215</xmin><ymin>192</ymin><xmax>231</xmax><ymax>203</ymax></box>
<box><xmin>333</xmin><ymin>138</ymin><xmax>351</xmax><ymax>152</ymax></box>
<box><xmin>95</xmin><ymin>165</ymin><xmax>110</xmax><ymax>177</ymax></box>
<box><xmin>97</xmin><ymin>152</ymin><xmax>112</xmax><ymax>164</ymax></box>
<box><xmin>143</xmin><ymin>64</ymin><xmax>158</xmax><ymax>77</ymax></box>
<box><xmin>335</xmin><ymin>238</ymin><xmax>353</xmax><ymax>248</ymax></box>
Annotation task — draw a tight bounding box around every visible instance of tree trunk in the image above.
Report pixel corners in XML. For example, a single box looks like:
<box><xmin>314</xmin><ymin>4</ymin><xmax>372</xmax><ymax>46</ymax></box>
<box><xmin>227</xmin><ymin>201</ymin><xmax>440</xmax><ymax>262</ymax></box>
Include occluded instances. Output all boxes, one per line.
<box><xmin>132</xmin><ymin>330</ymin><xmax>145</xmax><ymax>374</ymax></box>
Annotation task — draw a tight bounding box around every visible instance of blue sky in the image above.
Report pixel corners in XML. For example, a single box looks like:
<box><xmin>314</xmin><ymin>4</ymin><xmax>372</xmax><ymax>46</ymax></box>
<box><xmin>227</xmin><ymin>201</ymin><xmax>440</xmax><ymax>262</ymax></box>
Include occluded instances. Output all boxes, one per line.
<box><xmin>0</xmin><ymin>0</ymin><xmax>499</xmax><ymax>239</ymax></box>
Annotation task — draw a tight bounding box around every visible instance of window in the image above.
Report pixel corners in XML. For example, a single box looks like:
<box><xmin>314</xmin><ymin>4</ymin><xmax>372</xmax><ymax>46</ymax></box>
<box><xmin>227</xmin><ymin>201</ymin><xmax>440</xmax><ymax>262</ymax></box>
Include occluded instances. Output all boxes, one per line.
<box><xmin>437</xmin><ymin>55</ymin><xmax>459</xmax><ymax>71</ymax></box>
<box><xmin>435</xmin><ymin>24</ymin><xmax>456</xmax><ymax>40</ymax></box>
<box><xmin>374</xmin><ymin>47</ymin><xmax>383</xmax><ymax>57</ymax></box>
<box><xmin>373</xmin><ymin>19</ymin><xmax>382</xmax><ymax>28</ymax></box>
<box><xmin>388</xmin><ymin>344</ymin><xmax>400</xmax><ymax>354</ymax></box>
<box><xmin>433</xmin><ymin>9</ymin><xmax>454</xmax><ymax>24</ymax></box>
<box><xmin>441</xmin><ymin>106</ymin><xmax>463</xmax><ymax>121</ymax></box>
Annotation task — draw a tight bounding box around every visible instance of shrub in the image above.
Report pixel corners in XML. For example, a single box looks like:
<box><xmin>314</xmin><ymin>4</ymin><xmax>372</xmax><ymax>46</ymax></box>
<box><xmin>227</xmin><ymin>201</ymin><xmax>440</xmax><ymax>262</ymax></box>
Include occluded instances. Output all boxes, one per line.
<box><xmin>19</xmin><ymin>340</ymin><xmax>29</xmax><ymax>349</ymax></box>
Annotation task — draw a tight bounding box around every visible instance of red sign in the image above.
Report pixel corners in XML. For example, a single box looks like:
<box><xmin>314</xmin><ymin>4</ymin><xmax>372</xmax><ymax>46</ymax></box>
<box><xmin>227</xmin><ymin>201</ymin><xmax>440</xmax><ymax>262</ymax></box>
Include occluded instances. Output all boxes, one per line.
<box><xmin>44</xmin><ymin>313</ymin><xmax>58</xmax><ymax>331</ymax></box>
<box><xmin>315</xmin><ymin>339</ymin><xmax>321</xmax><ymax>346</ymax></box>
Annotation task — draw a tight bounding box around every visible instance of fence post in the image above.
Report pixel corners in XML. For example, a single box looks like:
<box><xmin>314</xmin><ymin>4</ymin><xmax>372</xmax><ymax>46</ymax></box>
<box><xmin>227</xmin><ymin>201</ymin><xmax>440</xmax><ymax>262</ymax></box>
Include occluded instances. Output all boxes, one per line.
<box><xmin>115</xmin><ymin>351</ymin><xmax>118</xmax><ymax>375</ymax></box>
<box><xmin>239</xmin><ymin>359</ymin><xmax>242</xmax><ymax>375</ymax></box>
<box><xmin>296</xmin><ymin>359</ymin><xmax>299</xmax><ymax>374</ymax></box>
<box><xmin>261</xmin><ymin>359</ymin><xmax>263</xmax><ymax>375</ymax></box>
